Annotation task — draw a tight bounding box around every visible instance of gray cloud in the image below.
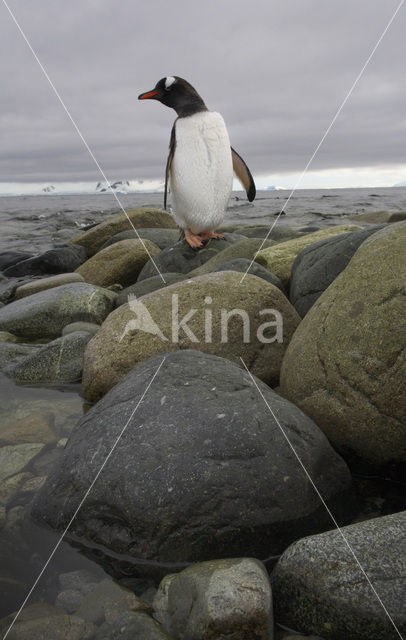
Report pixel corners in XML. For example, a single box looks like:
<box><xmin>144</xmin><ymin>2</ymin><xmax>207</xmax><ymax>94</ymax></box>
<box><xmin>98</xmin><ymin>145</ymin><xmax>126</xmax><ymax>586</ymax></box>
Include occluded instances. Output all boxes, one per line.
<box><xmin>0</xmin><ymin>0</ymin><xmax>405</xmax><ymax>183</ymax></box>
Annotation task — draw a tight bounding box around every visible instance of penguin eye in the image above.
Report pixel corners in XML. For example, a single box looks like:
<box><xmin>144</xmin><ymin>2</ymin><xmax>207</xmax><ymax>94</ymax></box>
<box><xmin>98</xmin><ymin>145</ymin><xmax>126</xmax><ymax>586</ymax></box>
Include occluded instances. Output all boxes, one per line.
<box><xmin>164</xmin><ymin>76</ymin><xmax>176</xmax><ymax>91</ymax></box>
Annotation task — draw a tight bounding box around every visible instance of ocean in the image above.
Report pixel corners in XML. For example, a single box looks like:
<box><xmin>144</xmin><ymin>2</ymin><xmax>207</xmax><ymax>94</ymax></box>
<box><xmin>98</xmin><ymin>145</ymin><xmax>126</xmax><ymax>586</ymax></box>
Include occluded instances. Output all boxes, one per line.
<box><xmin>1</xmin><ymin>186</ymin><xmax>406</xmax><ymax>254</ymax></box>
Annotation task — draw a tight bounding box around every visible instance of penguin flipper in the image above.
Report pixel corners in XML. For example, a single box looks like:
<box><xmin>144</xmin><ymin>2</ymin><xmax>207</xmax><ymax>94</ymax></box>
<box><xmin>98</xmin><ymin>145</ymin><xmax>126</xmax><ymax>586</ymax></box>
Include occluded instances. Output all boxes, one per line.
<box><xmin>231</xmin><ymin>147</ymin><xmax>256</xmax><ymax>202</ymax></box>
<box><xmin>164</xmin><ymin>122</ymin><xmax>177</xmax><ymax>210</ymax></box>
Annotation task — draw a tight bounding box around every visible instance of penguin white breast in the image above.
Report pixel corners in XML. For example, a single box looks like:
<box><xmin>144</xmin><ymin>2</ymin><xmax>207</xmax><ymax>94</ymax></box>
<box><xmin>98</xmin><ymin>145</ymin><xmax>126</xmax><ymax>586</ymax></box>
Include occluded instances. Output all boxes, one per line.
<box><xmin>170</xmin><ymin>111</ymin><xmax>233</xmax><ymax>232</ymax></box>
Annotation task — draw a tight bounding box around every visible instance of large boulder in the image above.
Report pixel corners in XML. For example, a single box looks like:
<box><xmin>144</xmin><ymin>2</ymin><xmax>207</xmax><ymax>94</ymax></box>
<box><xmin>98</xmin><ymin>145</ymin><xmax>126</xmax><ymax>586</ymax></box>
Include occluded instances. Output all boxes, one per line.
<box><xmin>3</xmin><ymin>243</ymin><xmax>87</xmax><ymax>277</ymax></box>
<box><xmin>280</xmin><ymin>222</ymin><xmax>406</xmax><ymax>475</ymax></box>
<box><xmin>290</xmin><ymin>225</ymin><xmax>386</xmax><ymax>316</ymax></box>
<box><xmin>100</xmin><ymin>228</ymin><xmax>180</xmax><ymax>251</ymax></box>
<box><xmin>71</xmin><ymin>208</ymin><xmax>177</xmax><ymax>255</ymax></box>
<box><xmin>82</xmin><ymin>271</ymin><xmax>300</xmax><ymax>402</ymax></box>
<box><xmin>255</xmin><ymin>225</ymin><xmax>362</xmax><ymax>286</ymax></box>
<box><xmin>137</xmin><ymin>234</ymin><xmax>247</xmax><ymax>281</ymax></box>
<box><xmin>0</xmin><ymin>283</ymin><xmax>116</xmax><ymax>339</ymax></box>
<box><xmin>32</xmin><ymin>351</ymin><xmax>354</xmax><ymax>578</ymax></box>
<box><xmin>272</xmin><ymin>511</ymin><xmax>406</xmax><ymax>640</ymax></box>
<box><xmin>76</xmin><ymin>239</ymin><xmax>160</xmax><ymax>288</ymax></box>
<box><xmin>153</xmin><ymin>558</ymin><xmax>273</xmax><ymax>640</ymax></box>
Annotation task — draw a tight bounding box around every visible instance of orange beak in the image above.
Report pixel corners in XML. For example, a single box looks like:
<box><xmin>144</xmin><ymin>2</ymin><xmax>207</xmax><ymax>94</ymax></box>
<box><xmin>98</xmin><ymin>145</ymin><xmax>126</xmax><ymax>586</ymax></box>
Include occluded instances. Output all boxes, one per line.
<box><xmin>138</xmin><ymin>90</ymin><xmax>160</xmax><ymax>100</ymax></box>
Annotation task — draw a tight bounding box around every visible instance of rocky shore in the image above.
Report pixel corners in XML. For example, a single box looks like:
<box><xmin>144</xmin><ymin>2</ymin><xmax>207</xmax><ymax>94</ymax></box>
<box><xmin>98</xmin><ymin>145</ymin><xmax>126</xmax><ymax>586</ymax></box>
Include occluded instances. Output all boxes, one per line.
<box><xmin>0</xmin><ymin>206</ymin><xmax>405</xmax><ymax>640</ymax></box>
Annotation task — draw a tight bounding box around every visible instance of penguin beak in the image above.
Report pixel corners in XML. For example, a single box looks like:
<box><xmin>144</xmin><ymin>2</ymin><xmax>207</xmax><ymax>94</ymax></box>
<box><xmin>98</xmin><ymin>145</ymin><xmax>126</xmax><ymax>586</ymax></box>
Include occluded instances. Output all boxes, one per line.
<box><xmin>138</xmin><ymin>89</ymin><xmax>160</xmax><ymax>100</ymax></box>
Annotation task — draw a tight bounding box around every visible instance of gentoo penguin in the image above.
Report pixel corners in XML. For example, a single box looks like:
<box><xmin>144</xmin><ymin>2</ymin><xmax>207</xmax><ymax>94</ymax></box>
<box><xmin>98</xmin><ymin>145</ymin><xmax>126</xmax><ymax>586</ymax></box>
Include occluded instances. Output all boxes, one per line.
<box><xmin>138</xmin><ymin>76</ymin><xmax>256</xmax><ymax>249</ymax></box>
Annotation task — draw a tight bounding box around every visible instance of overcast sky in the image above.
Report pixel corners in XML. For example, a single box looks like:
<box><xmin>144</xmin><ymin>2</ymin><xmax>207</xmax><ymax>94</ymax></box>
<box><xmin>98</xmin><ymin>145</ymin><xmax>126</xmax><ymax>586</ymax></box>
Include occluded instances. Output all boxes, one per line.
<box><xmin>1</xmin><ymin>0</ymin><xmax>405</xmax><ymax>188</ymax></box>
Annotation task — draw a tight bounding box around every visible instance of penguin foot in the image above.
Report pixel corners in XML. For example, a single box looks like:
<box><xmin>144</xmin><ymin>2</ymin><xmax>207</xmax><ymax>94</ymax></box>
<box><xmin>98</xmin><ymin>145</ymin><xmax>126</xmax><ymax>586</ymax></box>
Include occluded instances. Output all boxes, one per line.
<box><xmin>185</xmin><ymin>229</ymin><xmax>204</xmax><ymax>249</ymax></box>
<box><xmin>199</xmin><ymin>230</ymin><xmax>225</xmax><ymax>241</ymax></box>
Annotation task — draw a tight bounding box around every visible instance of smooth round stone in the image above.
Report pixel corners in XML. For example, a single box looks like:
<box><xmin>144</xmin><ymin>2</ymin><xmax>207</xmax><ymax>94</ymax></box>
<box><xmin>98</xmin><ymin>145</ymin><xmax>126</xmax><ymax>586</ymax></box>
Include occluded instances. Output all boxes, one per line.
<box><xmin>62</xmin><ymin>322</ymin><xmax>100</xmax><ymax>336</ymax></box>
<box><xmin>72</xmin><ymin>208</ymin><xmax>177</xmax><ymax>256</ymax></box>
<box><xmin>33</xmin><ymin>351</ymin><xmax>354</xmax><ymax>578</ymax></box>
<box><xmin>116</xmin><ymin>273</ymin><xmax>189</xmax><ymax>307</ymax></box>
<box><xmin>215</xmin><ymin>258</ymin><xmax>285</xmax><ymax>292</ymax></box>
<box><xmin>14</xmin><ymin>273</ymin><xmax>85</xmax><ymax>300</ymax></box>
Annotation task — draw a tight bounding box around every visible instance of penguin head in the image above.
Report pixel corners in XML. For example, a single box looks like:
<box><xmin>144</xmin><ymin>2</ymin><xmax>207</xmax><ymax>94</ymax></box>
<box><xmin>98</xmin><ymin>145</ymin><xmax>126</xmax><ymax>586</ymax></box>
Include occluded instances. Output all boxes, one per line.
<box><xmin>138</xmin><ymin>76</ymin><xmax>207</xmax><ymax>117</ymax></box>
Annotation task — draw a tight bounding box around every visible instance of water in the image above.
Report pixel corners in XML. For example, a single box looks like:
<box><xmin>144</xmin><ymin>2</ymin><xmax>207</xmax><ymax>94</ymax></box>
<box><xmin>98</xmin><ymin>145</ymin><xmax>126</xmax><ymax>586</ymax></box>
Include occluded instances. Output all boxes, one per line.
<box><xmin>1</xmin><ymin>186</ymin><xmax>406</xmax><ymax>253</ymax></box>
<box><xmin>1</xmin><ymin>187</ymin><xmax>405</xmax><ymax>630</ymax></box>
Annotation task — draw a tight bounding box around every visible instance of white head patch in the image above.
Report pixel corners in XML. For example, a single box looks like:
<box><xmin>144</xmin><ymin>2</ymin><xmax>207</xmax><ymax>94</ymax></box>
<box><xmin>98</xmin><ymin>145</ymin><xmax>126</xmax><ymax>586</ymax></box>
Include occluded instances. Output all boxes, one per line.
<box><xmin>165</xmin><ymin>76</ymin><xmax>176</xmax><ymax>90</ymax></box>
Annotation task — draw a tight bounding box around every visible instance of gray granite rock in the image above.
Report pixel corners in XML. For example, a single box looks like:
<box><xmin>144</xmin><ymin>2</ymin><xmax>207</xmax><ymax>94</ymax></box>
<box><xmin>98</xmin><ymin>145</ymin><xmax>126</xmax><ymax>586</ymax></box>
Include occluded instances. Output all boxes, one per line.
<box><xmin>62</xmin><ymin>322</ymin><xmax>100</xmax><ymax>336</ymax></box>
<box><xmin>94</xmin><ymin>612</ymin><xmax>170</xmax><ymax>640</ymax></box>
<box><xmin>6</xmin><ymin>331</ymin><xmax>92</xmax><ymax>383</ymax></box>
<box><xmin>0</xmin><ymin>283</ymin><xmax>116</xmax><ymax>339</ymax></box>
<box><xmin>3</xmin><ymin>243</ymin><xmax>87</xmax><ymax>277</ymax></box>
<box><xmin>137</xmin><ymin>233</ymin><xmax>246</xmax><ymax>281</ymax></box>
<box><xmin>33</xmin><ymin>351</ymin><xmax>355</xmax><ymax>578</ymax></box>
<box><xmin>100</xmin><ymin>227</ymin><xmax>181</xmax><ymax>251</ymax></box>
<box><xmin>215</xmin><ymin>258</ymin><xmax>285</xmax><ymax>291</ymax></box>
<box><xmin>272</xmin><ymin>511</ymin><xmax>406</xmax><ymax>640</ymax></box>
<box><xmin>116</xmin><ymin>272</ymin><xmax>189</xmax><ymax>307</ymax></box>
<box><xmin>289</xmin><ymin>224</ymin><xmax>386</xmax><ymax>316</ymax></box>
<box><xmin>154</xmin><ymin>557</ymin><xmax>273</xmax><ymax>640</ymax></box>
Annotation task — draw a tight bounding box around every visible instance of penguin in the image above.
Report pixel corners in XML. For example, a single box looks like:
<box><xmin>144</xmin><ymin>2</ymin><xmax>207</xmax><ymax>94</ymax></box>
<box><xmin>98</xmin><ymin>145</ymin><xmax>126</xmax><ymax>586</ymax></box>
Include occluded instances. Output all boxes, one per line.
<box><xmin>138</xmin><ymin>76</ymin><xmax>256</xmax><ymax>249</ymax></box>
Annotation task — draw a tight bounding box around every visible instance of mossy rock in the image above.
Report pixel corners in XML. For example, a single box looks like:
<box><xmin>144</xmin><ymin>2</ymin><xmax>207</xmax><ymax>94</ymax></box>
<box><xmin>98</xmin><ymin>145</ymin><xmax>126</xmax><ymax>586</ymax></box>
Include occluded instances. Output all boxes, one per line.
<box><xmin>76</xmin><ymin>239</ymin><xmax>160</xmax><ymax>288</ymax></box>
<box><xmin>82</xmin><ymin>271</ymin><xmax>300</xmax><ymax>402</ymax></box>
<box><xmin>255</xmin><ymin>225</ymin><xmax>362</xmax><ymax>286</ymax></box>
<box><xmin>188</xmin><ymin>238</ymin><xmax>276</xmax><ymax>277</ymax></box>
<box><xmin>72</xmin><ymin>208</ymin><xmax>177</xmax><ymax>255</ymax></box>
<box><xmin>280</xmin><ymin>222</ymin><xmax>406</xmax><ymax>474</ymax></box>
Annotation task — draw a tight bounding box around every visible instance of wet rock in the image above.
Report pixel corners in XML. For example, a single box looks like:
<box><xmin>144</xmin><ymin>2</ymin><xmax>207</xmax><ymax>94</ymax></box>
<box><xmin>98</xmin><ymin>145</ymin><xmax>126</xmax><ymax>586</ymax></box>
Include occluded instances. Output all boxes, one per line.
<box><xmin>255</xmin><ymin>225</ymin><xmax>362</xmax><ymax>286</ymax></box>
<box><xmin>14</xmin><ymin>273</ymin><xmax>85</xmax><ymax>300</ymax></box>
<box><xmin>72</xmin><ymin>208</ymin><xmax>177</xmax><ymax>255</ymax></box>
<box><xmin>0</xmin><ymin>472</ymin><xmax>32</xmax><ymax>507</ymax></box>
<box><xmin>31</xmin><ymin>447</ymin><xmax>63</xmax><ymax>476</ymax></box>
<box><xmin>0</xmin><ymin>283</ymin><xmax>116</xmax><ymax>339</ymax></box>
<box><xmin>218</xmin><ymin>224</ymin><xmax>304</xmax><ymax>242</ymax></box>
<box><xmin>104</xmin><ymin>593</ymin><xmax>151</xmax><ymax>624</ymax></box>
<box><xmin>215</xmin><ymin>258</ymin><xmax>285</xmax><ymax>291</ymax></box>
<box><xmin>0</xmin><ymin>279</ymin><xmax>18</xmax><ymax>304</ymax></box>
<box><xmin>94</xmin><ymin>611</ymin><xmax>170</xmax><ymax>640</ymax></box>
<box><xmin>6</xmin><ymin>331</ymin><xmax>92</xmax><ymax>384</ymax></box>
<box><xmin>349</xmin><ymin>210</ymin><xmax>406</xmax><ymax>224</ymax></box>
<box><xmin>0</xmin><ymin>410</ymin><xmax>56</xmax><ymax>446</ymax></box>
<box><xmin>0</xmin><ymin>343</ymin><xmax>41</xmax><ymax>370</ymax></box>
<box><xmin>82</xmin><ymin>271</ymin><xmax>300</xmax><ymax>401</ymax></box>
<box><xmin>187</xmin><ymin>238</ymin><xmax>276</xmax><ymax>277</ymax></box>
<box><xmin>0</xmin><ymin>251</ymin><xmax>33</xmax><ymax>271</ymax></box>
<box><xmin>59</xmin><ymin>569</ymin><xmax>100</xmax><ymax>593</ymax></box>
<box><xmin>0</xmin><ymin>443</ymin><xmax>45</xmax><ymax>482</ymax></box>
<box><xmin>55</xmin><ymin>589</ymin><xmax>84</xmax><ymax>613</ymax></box>
<box><xmin>154</xmin><ymin>558</ymin><xmax>273</xmax><ymax>640</ymax></box>
<box><xmin>4</xmin><ymin>243</ymin><xmax>87</xmax><ymax>277</ymax></box>
<box><xmin>272</xmin><ymin>511</ymin><xmax>406</xmax><ymax>640</ymax></box>
<box><xmin>101</xmin><ymin>227</ymin><xmax>180</xmax><ymax>251</ymax></box>
<box><xmin>33</xmin><ymin>351</ymin><xmax>354</xmax><ymax>574</ymax></box>
<box><xmin>0</xmin><ymin>613</ymin><xmax>96</xmax><ymax>640</ymax></box>
<box><xmin>280</xmin><ymin>222</ymin><xmax>406</xmax><ymax>474</ymax></box>
<box><xmin>75</xmin><ymin>578</ymin><xmax>142</xmax><ymax>625</ymax></box>
<box><xmin>19</xmin><ymin>475</ymin><xmax>46</xmax><ymax>496</ymax></box>
<box><xmin>62</xmin><ymin>321</ymin><xmax>100</xmax><ymax>336</ymax></box>
<box><xmin>137</xmin><ymin>233</ymin><xmax>246</xmax><ymax>281</ymax></box>
<box><xmin>116</xmin><ymin>272</ymin><xmax>189</xmax><ymax>307</ymax></box>
<box><xmin>0</xmin><ymin>331</ymin><xmax>18</xmax><ymax>342</ymax></box>
<box><xmin>76</xmin><ymin>239</ymin><xmax>161</xmax><ymax>288</ymax></box>
<box><xmin>289</xmin><ymin>225</ymin><xmax>386</xmax><ymax>317</ymax></box>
